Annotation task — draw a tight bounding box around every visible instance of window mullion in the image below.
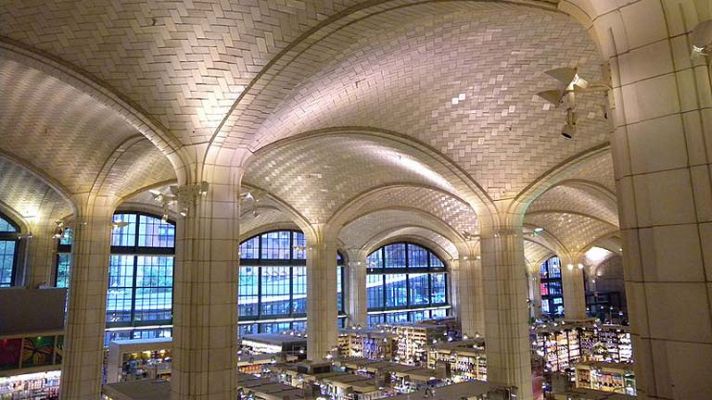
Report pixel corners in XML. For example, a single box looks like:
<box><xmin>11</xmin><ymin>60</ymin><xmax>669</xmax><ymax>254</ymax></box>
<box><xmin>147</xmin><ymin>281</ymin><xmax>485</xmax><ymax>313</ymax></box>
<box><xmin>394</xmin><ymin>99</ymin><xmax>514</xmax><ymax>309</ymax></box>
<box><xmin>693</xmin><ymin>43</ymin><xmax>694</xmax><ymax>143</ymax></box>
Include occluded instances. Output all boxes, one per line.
<box><xmin>131</xmin><ymin>255</ymin><xmax>138</xmax><ymax>327</ymax></box>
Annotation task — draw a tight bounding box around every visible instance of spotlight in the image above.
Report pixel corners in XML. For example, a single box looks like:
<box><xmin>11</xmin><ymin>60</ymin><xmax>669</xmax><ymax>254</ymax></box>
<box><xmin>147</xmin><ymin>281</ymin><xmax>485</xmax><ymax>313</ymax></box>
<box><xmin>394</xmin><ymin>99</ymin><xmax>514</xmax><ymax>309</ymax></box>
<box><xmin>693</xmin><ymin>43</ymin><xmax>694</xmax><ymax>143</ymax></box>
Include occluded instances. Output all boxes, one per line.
<box><xmin>561</xmin><ymin>108</ymin><xmax>576</xmax><ymax>140</ymax></box>
<box><xmin>561</xmin><ymin>124</ymin><xmax>575</xmax><ymax>140</ymax></box>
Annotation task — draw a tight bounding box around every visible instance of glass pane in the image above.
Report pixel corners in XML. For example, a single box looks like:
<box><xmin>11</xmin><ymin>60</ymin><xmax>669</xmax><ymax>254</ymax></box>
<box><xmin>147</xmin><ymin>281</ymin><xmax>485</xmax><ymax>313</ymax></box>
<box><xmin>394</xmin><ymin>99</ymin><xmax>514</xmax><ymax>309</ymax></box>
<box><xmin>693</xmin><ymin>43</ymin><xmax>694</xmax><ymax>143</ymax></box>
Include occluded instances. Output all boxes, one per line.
<box><xmin>137</xmin><ymin>215</ymin><xmax>175</xmax><ymax>247</ymax></box>
<box><xmin>260</xmin><ymin>322</ymin><xmax>291</xmax><ymax>334</ymax></box>
<box><xmin>540</xmin><ymin>282</ymin><xmax>549</xmax><ymax>296</ymax></box>
<box><xmin>384</xmin><ymin>244</ymin><xmax>406</xmax><ymax>268</ymax></box>
<box><xmin>367</xmin><ymin>314</ymin><xmax>382</xmax><ymax>328</ymax></box>
<box><xmin>431</xmin><ymin>308</ymin><xmax>447</xmax><ymax>319</ymax></box>
<box><xmin>385</xmin><ymin>311</ymin><xmax>408</xmax><ymax>324</ymax></box>
<box><xmin>337</xmin><ymin>265</ymin><xmax>344</xmax><ymax>312</ymax></box>
<box><xmin>367</xmin><ymin>250</ymin><xmax>383</xmax><ymax>269</ymax></box>
<box><xmin>540</xmin><ymin>261</ymin><xmax>549</xmax><ymax>279</ymax></box>
<box><xmin>59</xmin><ymin>228</ymin><xmax>73</xmax><ymax>246</ymax></box>
<box><xmin>111</xmin><ymin>214</ymin><xmax>137</xmax><ymax>246</ymax></box>
<box><xmin>385</xmin><ymin>274</ymin><xmax>407</xmax><ymax>307</ymax></box>
<box><xmin>291</xmin><ymin>320</ymin><xmax>306</xmax><ymax>332</ymax></box>
<box><xmin>367</xmin><ymin>274</ymin><xmax>384</xmax><ymax>309</ymax></box>
<box><xmin>409</xmin><ymin>310</ymin><xmax>428</xmax><ymax>322</ymax></box>
<box><xmin>0</xmin><ymin>241</ymin><xmax>16</xmax><ymax>287</ymax></box>
<box><xmin>292</xmin><ymin>232</ymin><xmax>306</xmax><ymax>260</ymax></box>
<box><xmin>238</xmin><ymin>266</ymin><xmax>259</xmax><ymax>317</ymax></box>
<box><xmin>0</xmin><ymin>216</ymin><xmax>17</xmax><ymax>233</ymax></box>
<box><xmin>55</xmin><ymin>253</ymin><xmax>71</xmax><ymax>288</ymax></box>
<box><xmin>133</xmin><ymin>256</ymin><xmax>173</xmax><ymax>322</ymax></box>
<box><xmin>407</xmin><ymin>244</ymin><xmax>428</xmax><ymax>268</ymax></box>
<box><xmin>260</xmin><ymin>231</ymin><xmax>291</xmax><ymax>259</ymax></box>
<box><xmin>548</xmin><ymin>281</ymin><xmax>563</xmax><ymax>296</ymax></box>
<box><xmin>408</xmin><ymin>273</ymin><xmax>430</xmax><ymax>306</ymax></box>
<box><xmin>430</xmin><ymin>273</ymin><xmax>447</xmax><ymax>304</ymax></box>
<box><xmin>106</xmin><ymin>255</ymin><xmax>135</xmax><ymax>323</ymax></box>
<box><xmin>239</xmin><ymin>236</ymin><xmax>259</xmax><ymax>259</ymax></box>
<box><xmin>429</xmin><ymin>253</ymin><xmax>444</xmax><ymax>269</ymax></box>
<box><xmin>291</xmin><ymin>266</ymin><xmax>306</xmax><ymax>314</ymax></box>
<box><xmin>548</xmin><ymin>257</ymin><xmax>561</xmax><ymax>278</ymax></box>
<box><xmin>260</xmin><ymin>266</ymin><xmax>291</xmax><ymax>315</ymax></box>
<box><xmin>239</xmin><ymin>324</ymin><xmax>257</xmax><ymax>336</ymax></box>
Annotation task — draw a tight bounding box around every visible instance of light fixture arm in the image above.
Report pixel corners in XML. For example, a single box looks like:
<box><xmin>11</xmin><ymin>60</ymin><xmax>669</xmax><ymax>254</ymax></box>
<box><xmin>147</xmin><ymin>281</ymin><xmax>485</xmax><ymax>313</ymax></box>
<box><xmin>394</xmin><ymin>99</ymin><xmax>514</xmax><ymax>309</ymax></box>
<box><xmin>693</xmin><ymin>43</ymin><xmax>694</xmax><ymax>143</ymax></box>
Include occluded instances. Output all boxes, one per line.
<box><xmin>172</xmin><ymin>181</ymin><xmax>210</xmax><ymax>216</ymax></box>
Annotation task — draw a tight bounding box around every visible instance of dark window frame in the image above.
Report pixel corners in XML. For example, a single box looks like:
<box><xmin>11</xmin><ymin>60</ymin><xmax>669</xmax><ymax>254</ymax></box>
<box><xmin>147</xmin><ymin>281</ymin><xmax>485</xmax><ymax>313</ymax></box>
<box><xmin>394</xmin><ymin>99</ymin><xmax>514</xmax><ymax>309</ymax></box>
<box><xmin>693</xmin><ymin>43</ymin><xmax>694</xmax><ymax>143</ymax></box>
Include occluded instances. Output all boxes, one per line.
<box><xmin>366</xmin><ymin>242</ymin><xmax>449</xmax><ymax>319</ymax></box>
<box><xmin>238</xmin><ymin>229</ymin><xmax>345</xmax><ymax>327</ymax></box>
<box><xmin>54</xmin><ymin>211</ymin><xmax>176</xmax><ymax>330</ymax></box>
<box><xmin>540</xmin><ymin>256</ymin><xmax>565</xmax><ymax>317</ymax></box>
<box><xmin>0</xmin><ymin>211</ymin><xmax>21</xmax><ymax>287</ymax></box>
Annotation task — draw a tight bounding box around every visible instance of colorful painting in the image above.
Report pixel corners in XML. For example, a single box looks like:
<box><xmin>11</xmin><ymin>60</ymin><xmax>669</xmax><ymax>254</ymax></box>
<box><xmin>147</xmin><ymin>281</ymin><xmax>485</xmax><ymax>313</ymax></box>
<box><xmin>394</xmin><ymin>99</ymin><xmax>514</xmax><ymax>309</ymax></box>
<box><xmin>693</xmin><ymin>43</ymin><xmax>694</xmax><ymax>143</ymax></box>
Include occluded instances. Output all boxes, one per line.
<box><xmin>0</xmin><ymin>338</ymin><xmax>22</xmax><ymax>370</ymax></box>
<box><xmin>22</xmin><ymin>336</ymin><xmax>55</xmax><ymax>367</ymax></box>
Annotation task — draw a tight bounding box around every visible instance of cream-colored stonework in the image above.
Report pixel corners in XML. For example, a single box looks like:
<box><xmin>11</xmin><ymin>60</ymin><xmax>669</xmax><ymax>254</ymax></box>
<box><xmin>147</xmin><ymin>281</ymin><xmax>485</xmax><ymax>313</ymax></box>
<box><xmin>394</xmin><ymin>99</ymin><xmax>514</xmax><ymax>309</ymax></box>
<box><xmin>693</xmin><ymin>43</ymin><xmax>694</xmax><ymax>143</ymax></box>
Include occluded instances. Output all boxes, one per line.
<box><xmin>0</xmin><ymin>0</ymin><xmax>709</xmax><ymax>399</ymax></box>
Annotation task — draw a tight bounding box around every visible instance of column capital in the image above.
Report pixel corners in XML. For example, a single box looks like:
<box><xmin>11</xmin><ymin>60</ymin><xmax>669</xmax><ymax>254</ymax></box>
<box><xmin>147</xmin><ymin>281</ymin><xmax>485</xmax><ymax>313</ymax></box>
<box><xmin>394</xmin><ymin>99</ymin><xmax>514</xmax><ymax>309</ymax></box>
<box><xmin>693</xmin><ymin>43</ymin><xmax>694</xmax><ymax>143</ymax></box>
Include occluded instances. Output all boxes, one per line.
<box><xmin>343</xmin><ymin>248</ymin><xmax>368</xmax><ymax>265</ymax></box>
<box><xmin>304</xmin><ymin>222</ymin><xmax>338</xmax><ymax>247</ymax></box>
<box><xmin>69</xmin><ymin>193</ymin><xmax>119</xmax><ymax>220</ymax></box>
<box><xmin>173</xmin><ymin>181</ymin><xmax>210</xmax><ymax>215</ymax></box>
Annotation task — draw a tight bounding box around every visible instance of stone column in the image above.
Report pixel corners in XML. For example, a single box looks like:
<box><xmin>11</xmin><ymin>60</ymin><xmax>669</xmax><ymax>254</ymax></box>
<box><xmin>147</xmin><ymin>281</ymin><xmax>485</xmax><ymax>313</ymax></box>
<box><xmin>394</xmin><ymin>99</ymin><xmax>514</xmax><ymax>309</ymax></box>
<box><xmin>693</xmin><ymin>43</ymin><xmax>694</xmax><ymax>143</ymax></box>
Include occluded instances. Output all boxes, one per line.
<box><xmin>171</xmin><ymin>168</ymin><xmax>241</xmax><ymax>400</ymax></box>
<box><xmin>481</xmin><ymin>221</ymin><xmax>533</xmax><ymax>400</ymax></box>
<box><xmin>602</xmin><ymin>7</ymin><xmax>712</xmax><ymax>398</ymax></box>
<box><xmin>561</xmin><ymin>257</ymin><xmax>586</xmax><ymax>320</ymax></box>
<box><xmin>60</xmin><ymin>195</ymin><xmax>115</xmax><ymax>400</ymax></box>
<box><xmin>306</xmin><ymin>224</ymin><xmax>338</xmax><ymax>361</ymax></box>
<box><xmin>26</xmin><ymin>221</ymin><xmax>58</xmax><ymax>288</ymax></box>
<box><xmin>527</xmin><ymin>266</ymin><xmax>542</xmax><ymax>320</ymax></box>
<box><xmin>456</xmin><ymin>246</ymin><xmax>485</xmax><ymax>337</ymax></box>
<box><xmin>345</xmin><ymin>249</ymin><xmax>367</xmax><ymax>328</ymax></box>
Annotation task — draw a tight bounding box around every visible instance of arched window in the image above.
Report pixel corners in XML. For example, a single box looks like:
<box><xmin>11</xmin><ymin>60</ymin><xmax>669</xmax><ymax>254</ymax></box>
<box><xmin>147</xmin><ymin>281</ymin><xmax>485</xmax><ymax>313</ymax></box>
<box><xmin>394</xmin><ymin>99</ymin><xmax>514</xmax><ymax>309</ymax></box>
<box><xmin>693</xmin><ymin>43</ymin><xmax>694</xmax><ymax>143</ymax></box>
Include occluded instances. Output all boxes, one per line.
<box><xmin>105</xmin><ymin>213</ymin><xmax>175</xmax><ymax>343</ymax></box>
<box><xmin>54</xmin><ymin>212</ymin><xmax>176</xmax><ymax>344</ymax></box>
<box><xmin>366</xmin><ymin>242</ymin><xmax>449</xmax><ymax>327</ymax></box>
<box><xmin>540</xmin><ymin>256</ymin><xmax>564</xmax><ymax>317</ymax></box>
<box><xmin>0</xmin><ymin>213</ymin><xmax>20</xmax><ymax>287</ymax></box>
<box><xmin>55</xmin><ymin>228</ymin><xmax>73</xmax><ymax>289</ymax></box>
<box><xmin>238</xmin><ymin>230</ymin><xmax>345</xmax><ymax>335</ymax></box>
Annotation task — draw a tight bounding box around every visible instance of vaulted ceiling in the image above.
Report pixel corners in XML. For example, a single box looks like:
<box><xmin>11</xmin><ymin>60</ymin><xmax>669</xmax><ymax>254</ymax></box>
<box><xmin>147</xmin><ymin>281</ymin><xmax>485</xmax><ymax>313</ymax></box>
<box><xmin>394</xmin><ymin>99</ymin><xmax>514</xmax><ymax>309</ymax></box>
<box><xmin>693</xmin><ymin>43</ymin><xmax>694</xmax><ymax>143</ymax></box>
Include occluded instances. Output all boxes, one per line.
<box><xmin>0</xmin><ymin>0</ymin><xmax>619</xmax><ymax>260</ymax></box>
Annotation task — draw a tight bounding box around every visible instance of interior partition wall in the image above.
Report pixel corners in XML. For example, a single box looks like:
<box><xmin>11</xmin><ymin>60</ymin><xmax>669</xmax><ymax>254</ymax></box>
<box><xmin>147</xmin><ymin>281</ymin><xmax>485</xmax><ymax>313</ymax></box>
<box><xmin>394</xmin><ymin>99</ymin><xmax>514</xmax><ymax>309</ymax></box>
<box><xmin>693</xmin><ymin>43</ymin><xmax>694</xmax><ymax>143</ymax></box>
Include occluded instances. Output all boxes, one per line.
<box><xmin>0</xmin><ymin>213</ymin><xmax>20</xmax><ymax>287</ymax></box>
<box><xmin>238</xmin><ymin>230</ymin><xmax>345</xmax><ymax>335</ymax></box>
<box><xmin>366</xmin><ymin>242</ymin><xmax>449</xmax><ymax>327</ymax></box>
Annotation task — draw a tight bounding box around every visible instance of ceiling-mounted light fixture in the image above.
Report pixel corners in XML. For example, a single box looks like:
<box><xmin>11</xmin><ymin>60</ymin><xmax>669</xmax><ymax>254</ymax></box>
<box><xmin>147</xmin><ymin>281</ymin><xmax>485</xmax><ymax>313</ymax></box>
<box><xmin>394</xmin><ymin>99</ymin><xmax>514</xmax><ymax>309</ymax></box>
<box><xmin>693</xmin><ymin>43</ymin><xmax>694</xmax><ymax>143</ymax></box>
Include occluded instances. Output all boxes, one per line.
<box><xmin>691</xmin><ymin>20</ymin><xmax>712</xmax><ymax>60</ymax></box>
<box><xmin>51</xmin><ymin>221</ymin><xmax>65</xmax><ymax>239</ymax></box>
<box><xmin>112</xmin><ymin>221</ymin><xmax>129</xmax><ymax>229</ymax></box>
<box><xmin>561</xmin><ymin>108</ymin><xmax>576</xmax><ymax>140</ymax></box>
<box><xmin>537</xmin><ymin>67</ymin><xmax>610</xmax><ymax>140</ymax></box>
